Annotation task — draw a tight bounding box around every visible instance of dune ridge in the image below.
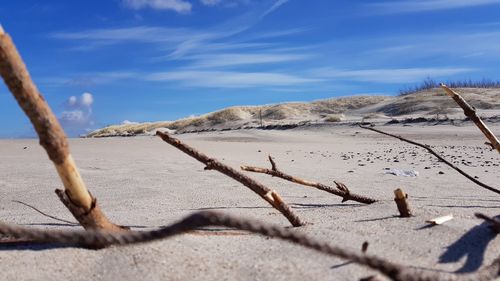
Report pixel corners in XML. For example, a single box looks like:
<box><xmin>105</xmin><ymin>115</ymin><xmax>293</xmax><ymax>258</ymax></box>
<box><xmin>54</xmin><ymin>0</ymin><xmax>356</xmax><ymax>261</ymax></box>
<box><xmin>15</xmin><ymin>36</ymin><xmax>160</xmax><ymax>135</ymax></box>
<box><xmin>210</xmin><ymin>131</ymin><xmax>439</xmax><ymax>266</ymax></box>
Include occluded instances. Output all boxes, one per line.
<box><xmin>87</xmin><ymin>88</ymin><xmax>500</xmax><ymax>137</ymax></box>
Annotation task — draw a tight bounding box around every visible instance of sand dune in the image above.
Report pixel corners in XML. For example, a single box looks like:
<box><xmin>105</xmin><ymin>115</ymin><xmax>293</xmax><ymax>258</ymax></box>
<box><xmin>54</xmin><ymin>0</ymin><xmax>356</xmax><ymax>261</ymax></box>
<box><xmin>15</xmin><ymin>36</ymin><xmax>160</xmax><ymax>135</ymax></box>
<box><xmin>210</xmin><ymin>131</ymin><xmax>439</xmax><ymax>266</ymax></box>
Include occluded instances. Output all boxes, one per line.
<box><xmin>87</xmin><ymin>88</ymin><xmax>500</xmax><ymax>137</ymax></box>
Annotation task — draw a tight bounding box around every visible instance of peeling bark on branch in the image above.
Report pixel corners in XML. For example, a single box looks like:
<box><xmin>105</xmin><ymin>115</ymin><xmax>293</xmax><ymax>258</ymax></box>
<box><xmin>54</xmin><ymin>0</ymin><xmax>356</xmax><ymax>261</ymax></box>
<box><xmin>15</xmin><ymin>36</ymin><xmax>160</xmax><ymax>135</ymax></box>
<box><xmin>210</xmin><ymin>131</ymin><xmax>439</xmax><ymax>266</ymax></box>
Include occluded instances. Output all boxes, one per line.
<box><xmin>241</xmin><ymin>155</ymin><xmax>377</xmax><ymax>204</ymax></box>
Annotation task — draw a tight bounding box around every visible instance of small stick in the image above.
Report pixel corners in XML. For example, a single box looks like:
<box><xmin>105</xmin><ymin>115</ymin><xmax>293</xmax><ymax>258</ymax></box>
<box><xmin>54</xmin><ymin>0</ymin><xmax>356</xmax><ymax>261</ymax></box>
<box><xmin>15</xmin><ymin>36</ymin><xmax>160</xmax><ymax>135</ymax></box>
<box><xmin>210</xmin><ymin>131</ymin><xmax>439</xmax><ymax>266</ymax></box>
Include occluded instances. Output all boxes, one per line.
<box><xmin>241</xmin><ymin>156</ymin><xmax>377</xmax><ymax>204</ymax></box>
<box><xmin>0</xmin><ymin>25</ymin><xmax>122</xmax><ymax>231</ymax></box>
<box><xmin>441</xmin><ymin>84</ymin><xmax>500</xmax><ymax>153</ymax></box>
<box><xmin>156</xmin><ymin>131</ymin><xmax>304</xmax><ymax>227</ymax></box>
<box><xmin>475</xmin><ymin>213</ymin><xmax>500</xmax><ymax>233</ymax></box>
<box><xmin>359</xmin><ymin>125</ymin><xmax>500</xmax><ymax>195</ymax></box>
<box><xmin>426</xmin><ymin>214</ymin><xmax>453</xmax><ymax>225</ymax></box>
<box><xmin>394</xmin><ymin>189</ymin><xmax>412</xmax><ymax>217</ymax></box>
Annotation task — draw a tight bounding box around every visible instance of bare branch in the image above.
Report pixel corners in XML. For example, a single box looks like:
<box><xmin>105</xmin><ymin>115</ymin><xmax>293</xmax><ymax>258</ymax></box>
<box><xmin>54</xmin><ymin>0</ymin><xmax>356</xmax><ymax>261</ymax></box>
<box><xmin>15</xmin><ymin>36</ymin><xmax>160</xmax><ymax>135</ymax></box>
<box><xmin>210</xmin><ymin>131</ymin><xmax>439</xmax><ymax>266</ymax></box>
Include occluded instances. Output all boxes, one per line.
<box><xmin>359</xmin><ymin>125</ymin><xmax>500</xmax><ymax>196</ymax></box>
<box><xmin>0</xmin><ymin>26</ymin><xmax>122</xmax><ymax>231</ymax></box>
<box><xmin>441</xmin><ymin>84</ymin><xmax>500</xmax><ymax>154</ymax></box>
<box><xmin>156</xmin><ymin>131</ymin><xmax>304</xmax><ymax>227</ymax></box>
<box><xmin>241</xmin><ymin>156</ymin><xmax>377</xmax><ymax>204</ymax></box>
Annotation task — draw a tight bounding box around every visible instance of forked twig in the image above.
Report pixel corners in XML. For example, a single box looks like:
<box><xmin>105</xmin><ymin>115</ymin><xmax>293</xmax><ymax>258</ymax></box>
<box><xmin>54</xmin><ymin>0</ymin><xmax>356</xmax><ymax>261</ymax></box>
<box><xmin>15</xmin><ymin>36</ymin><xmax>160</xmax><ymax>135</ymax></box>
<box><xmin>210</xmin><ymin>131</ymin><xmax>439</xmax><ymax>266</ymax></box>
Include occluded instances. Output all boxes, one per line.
<box><xmin>441</xmin><ymin>84</ymin><xmax>500</xmax><ymax>153</ymax></box>
<box><xmin>241</xmin><ymin>155</ymin><xmax>377</xmax><ymax>204</ymax></box>
<box><xmin>156</xmin><ymin>131</ymin><xmax>304</xmax><ymax>227</ymax></box>
<box><xmin>0</xmin><ymin>25</ymin><xmax>123</xmax><ymax>231</ymax></box>
<box><xmin>359</xmin><ymin>125</ymin><xmax>500</xmax><ymax>195</ymax></box>
<box><xmin>0</xmin><ymin>211</ymin><xmax>498</xmax><ymax>281</ymax></box>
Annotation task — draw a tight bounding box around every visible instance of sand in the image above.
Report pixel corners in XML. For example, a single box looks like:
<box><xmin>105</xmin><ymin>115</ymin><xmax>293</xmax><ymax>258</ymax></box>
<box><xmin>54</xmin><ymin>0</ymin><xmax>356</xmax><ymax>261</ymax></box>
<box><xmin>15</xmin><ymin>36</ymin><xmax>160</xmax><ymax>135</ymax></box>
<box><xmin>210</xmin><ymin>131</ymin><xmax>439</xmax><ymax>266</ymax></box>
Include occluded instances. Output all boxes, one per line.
<box><xmin>0</xmin><ymin>123</ymin><xmax>499</xmax><ymax>281</ymax></box>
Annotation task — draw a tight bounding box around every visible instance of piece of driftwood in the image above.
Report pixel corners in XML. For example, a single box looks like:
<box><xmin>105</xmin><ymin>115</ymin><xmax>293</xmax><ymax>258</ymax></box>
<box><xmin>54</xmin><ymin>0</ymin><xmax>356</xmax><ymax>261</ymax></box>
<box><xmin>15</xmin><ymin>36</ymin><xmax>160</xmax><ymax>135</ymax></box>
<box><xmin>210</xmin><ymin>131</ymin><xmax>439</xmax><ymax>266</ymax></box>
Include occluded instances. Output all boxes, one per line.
<box><xmin>0</xmin><ymin>25</ymin><xmax>122</xmax><ymax>231</ymax></box>
<box><xmin>359</xmin><ymin>125</ymin><xmax>500</xmax><ymax>195</ymax></box>
<box><xmin>0</xmin><ymin>211</ymin><xmax>498</xmax><ymax>281</ymax></box>
<box><xmin>441</xmin><ymin>84</ymin><xmax>500</xmax><ymax>153</ymax></box>
<box><xmin>475</xmin><ymin>213</ymin><xmax>500</xmax><ymax>233</ymax></box>
<box><xmin>394</xmin><ymin>189</ymin><xmax>412</xmax><ymax>217</ymax></box>
<box><xmin>241</xmin><ymin>155</ymin><xmax>377</xmax><ymax>204</ymax></box>
<box><xmin>426</xmin><ymin>214</ymin><xmax>453</xmax><ymax>225</ymax></box>
<box><xmin>156</xmin><ymin>131</ymin><xmax>304</xmax><ymax>227</ymax></box>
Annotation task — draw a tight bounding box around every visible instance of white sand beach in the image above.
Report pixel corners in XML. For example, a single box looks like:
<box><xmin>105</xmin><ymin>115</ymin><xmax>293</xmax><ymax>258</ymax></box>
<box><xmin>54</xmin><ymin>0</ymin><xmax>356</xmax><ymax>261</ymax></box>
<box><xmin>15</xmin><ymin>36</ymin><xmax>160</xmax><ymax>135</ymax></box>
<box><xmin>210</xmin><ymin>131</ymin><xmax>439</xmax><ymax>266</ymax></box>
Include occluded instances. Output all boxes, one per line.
<box><xmin>1</xmin><ymin>123</ymin><xmax>499</xmax><ymax>280</ymax></box>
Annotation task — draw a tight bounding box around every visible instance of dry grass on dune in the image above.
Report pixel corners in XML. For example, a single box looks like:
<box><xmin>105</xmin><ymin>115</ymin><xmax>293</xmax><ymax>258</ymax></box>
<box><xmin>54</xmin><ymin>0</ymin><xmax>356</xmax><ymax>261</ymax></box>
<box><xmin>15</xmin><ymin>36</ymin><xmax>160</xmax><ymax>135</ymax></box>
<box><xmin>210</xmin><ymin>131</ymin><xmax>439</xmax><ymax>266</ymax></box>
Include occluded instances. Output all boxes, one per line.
<box><xmin>376</xmin><ymin>88</ymin><xmax>500</xmax><ymax>116</ymax></box>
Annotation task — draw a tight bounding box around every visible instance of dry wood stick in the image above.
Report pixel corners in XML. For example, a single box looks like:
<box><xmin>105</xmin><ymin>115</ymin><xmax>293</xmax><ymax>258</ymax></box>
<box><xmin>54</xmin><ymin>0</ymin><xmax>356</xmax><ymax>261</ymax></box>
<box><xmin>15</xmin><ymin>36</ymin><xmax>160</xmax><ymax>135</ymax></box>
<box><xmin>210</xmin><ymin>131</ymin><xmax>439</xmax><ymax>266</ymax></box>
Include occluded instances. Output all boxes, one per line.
<box><xmin>394</xmin><ymin>189</ymin><xmax>412</xmax><ymax>217</ymax></box>
<box><xmin>359</xmin><ymin>125</ymin><xmax>500</xmax><ymax>195</ymax></box>
<box><xmin>0</xmin><ymin>211</ymin><xmax>498</xmax><ymax>281</ymax></box>
<box><xmin>155</xmin><ymin>131</ymin><xmax>304</xmax><ymax>227</ymax></box>
<box><xmin>0</xmin><ymin>25</ymin><xmax>123</xmax><ymax>231</ymax></box>
<box><xmin>241</xmin><ymin>155</ymin><xmax>377</xmax><ymax>204</ymax></box>
<box><xmin>441</xmin><ymin>84</ymin><xmax>500</xmax><ymax>153</ymax></box>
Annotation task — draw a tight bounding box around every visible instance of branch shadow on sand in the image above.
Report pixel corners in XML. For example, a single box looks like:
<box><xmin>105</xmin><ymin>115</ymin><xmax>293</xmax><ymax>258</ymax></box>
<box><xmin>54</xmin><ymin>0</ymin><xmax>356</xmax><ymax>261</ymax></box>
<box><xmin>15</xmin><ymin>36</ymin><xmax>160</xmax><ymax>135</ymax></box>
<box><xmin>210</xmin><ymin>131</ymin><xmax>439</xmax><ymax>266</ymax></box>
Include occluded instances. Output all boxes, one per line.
<box><xmin>438</xmin><ymin>216</ymin><xmax>499</xmax><ymax>273</ymax></box>
<box><xmin>0</xmin><ymin>240</ymin><xmax>77</xmax><ymax>251</ymax></box>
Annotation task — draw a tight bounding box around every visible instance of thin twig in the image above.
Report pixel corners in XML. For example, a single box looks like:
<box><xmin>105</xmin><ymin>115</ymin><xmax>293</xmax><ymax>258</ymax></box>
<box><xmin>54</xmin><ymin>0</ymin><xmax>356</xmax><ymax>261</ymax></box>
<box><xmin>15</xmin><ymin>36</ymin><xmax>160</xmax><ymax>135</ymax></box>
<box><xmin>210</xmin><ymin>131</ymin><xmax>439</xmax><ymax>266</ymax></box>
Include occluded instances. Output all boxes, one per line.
<box><xmin>241</xmin><ymin>155</ymin><xmax>377</xmax><ymax>204</ymax></box>
<box><xmin>0</xmin><ymin>211</ymin><xmax>498</xmax><ymax>281</ymax></box>
<box><xmin>359</xmin><ymin>125</ymin><xmax>500</xmax><ymax>195</ymax></box>
<box><xmin>441</xmin><ymin>84</ymin><xmax>500</xmax><ymax>153</ymax></box>
<box><xmin>12</xmin><ymin>200</ymin><xmax>78</xmax><ymax>225</ymax></box>
<box><xmin>156</xmin><ymin>131</ymin><xmax>304</xmax><ymax>227</ymax></box>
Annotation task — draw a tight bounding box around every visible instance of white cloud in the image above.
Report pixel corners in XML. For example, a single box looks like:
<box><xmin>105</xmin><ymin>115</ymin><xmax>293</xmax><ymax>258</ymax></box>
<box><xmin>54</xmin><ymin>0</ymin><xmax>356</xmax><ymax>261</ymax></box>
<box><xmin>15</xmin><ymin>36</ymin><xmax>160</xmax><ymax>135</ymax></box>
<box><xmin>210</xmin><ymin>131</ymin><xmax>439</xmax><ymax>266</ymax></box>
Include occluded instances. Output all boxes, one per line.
<box><xmin>81</xmin><ymin>92</ymin><xmax>94</xmax><ymax>107</ymax></box>
<box><xmin>123</xmin><ymin>0</ymin><xmax>192</xmax><ymax>13</ymax></box>
<box><xmin>67</xmin><ymin>96</ymin><xmax>77</xmax><ymax>106</ymax></box>
<box><xmin>311</xmin><ymin>67</ymin><xmax>475</xmax><ymax>83</ymax></box>
<box><xmin>367</xmin><ymin>0</ymin><xmax>500</xmax><ymax>14</ymax></box>
<box><xmin>59</xmin><ymin>93</ymin><xmax>96</xmax><ymax>136</ymax></box>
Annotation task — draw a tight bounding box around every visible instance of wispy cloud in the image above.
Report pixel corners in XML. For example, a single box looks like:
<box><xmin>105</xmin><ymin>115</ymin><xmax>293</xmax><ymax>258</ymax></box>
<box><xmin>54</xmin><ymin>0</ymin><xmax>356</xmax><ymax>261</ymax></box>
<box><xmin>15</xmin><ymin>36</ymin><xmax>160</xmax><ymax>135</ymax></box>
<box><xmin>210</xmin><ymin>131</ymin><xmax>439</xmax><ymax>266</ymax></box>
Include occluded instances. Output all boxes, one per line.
<box><xmin>186</xmin><ymin>52</ymin><xmax>312</xmax><ymax>68</ymax></box>
<box><xmin>311</xmin><ymin>67</ymin><xmax>475</xmax><ymax>83</ymax></box>
<box><xmin>51</xmin><ymin>26</ymin><xmax>193</xmax><ymax>43</ymax></box>
<box><xmin>146</xmin><ymin>70</ymin><xmax>319</xmax><ymax>88</ymax></box>
<box><xmin>366</xmin><ymin>0</ymin><xmax>500</xmax><ymax>14</ymax></box>
<box><xmin>199</xmin><ymin>0</ymin><xmax>249</xmax><ymax>7</ymax></box>
<box><xmin>263</xmin><ymin>0</ymin><xmax>289</xmax><ymax>17</ymax></box>
<box><xmin>123</xmin><ymin>0</ymin><xmax>192</xmax><ymax>13</ymax></box>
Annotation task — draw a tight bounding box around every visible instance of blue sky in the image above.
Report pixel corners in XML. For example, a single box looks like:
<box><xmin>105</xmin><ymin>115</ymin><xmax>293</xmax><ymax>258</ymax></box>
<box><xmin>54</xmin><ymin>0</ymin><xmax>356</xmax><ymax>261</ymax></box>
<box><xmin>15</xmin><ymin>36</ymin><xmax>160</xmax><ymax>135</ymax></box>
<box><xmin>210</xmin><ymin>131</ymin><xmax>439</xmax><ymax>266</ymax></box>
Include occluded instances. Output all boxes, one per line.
<box><xmin>1</xmin><ymin>0</ymin><xmax>500</xmax><ymax>137</ymax></box>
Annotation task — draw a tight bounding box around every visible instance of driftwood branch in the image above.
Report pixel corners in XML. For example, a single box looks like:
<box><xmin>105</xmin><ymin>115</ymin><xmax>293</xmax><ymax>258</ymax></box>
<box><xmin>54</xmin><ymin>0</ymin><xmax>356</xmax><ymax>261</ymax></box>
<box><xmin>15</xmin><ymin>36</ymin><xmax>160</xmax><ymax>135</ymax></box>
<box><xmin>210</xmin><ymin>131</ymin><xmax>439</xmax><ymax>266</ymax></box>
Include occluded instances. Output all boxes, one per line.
<box><xmin>0</xmin><ymin>26</ymin><xmax>122</xmax><ymax>231</ymax></box>
<box><xmin>241</xmin><ymin>156</ymin><xmax>377</xmax><ymax>204</ymax></box>
<box><xmin>156</xmin><ymin>131</ymin><xmax>304</xmax><ymax>227</ymax></box>
<box><xmin>441</xmin><ymin>84</ymin><xmax>500</xmax><ymax>153</ymax></box>
<box><xmin>359</xmin><ymin>125</ymin><xmax>500</xmax><ymax>195</ymax></box>
<box><xmin>0</xmin><ymin>211</ymin><xmax>498</xmax><ymax>281</ymax></box>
